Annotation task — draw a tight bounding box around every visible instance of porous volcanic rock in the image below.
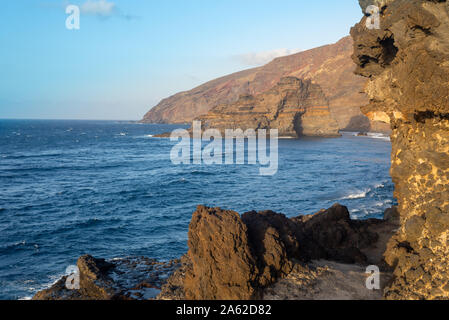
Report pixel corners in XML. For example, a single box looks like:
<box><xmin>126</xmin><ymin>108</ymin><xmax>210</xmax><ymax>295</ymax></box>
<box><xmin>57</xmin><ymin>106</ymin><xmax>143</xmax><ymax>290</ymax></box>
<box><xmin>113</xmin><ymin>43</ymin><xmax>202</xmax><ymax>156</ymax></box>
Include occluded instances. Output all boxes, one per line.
<box><xmin>196</xmin><ymin>77</ymin><xmax>340</xmax><ymax>137</ymax></box>
<box><xmin>182</xmin><ymin>204</ymin><xmax>389</xmax><ymax>300</ymax></box>
<box><xmin>351</xmin><ymin>0</ymin><xmax>449</xmax><ymax>299</ymax></box>
<box><xmin>142</xmin><ymin>37</ymin><xmax>390</xmax><ymax>133</ymax></box>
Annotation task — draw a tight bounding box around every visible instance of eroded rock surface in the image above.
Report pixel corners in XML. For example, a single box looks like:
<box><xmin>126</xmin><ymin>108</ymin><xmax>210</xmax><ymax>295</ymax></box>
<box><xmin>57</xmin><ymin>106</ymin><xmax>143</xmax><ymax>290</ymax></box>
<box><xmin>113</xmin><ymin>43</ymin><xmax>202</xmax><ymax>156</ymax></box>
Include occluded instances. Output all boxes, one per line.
<box><xmin>33</xmin><ymin>255</ymin><xmax>180</xmax><ymax>300</ymax></box>
<box><xmin>351</xmin><ymin>0</ymin><xmax>449</xmax><ymax>299</ymax></box>
<box><xmin>196</xmin><ymin>77</ymin><xmax>340</xmax><ymax>137</ymax></box>
<box><xmin>34</xmin><ymin>204</ymin><xmax>395</xmax><ymax>300</ymax></box>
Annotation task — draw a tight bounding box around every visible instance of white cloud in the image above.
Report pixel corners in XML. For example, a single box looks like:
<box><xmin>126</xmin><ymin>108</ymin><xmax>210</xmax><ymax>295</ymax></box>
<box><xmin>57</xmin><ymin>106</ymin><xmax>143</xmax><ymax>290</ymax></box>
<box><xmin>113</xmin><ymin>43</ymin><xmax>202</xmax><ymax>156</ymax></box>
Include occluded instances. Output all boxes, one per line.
<box><xmin>235</xmin><ymin>48</ymin><xmax>302</xmax><ymax>66</ymax></box>
<box><xmin>80</xmin><ymin>0</ymin><xmax>116</xmax><ymax>16</ymax></box>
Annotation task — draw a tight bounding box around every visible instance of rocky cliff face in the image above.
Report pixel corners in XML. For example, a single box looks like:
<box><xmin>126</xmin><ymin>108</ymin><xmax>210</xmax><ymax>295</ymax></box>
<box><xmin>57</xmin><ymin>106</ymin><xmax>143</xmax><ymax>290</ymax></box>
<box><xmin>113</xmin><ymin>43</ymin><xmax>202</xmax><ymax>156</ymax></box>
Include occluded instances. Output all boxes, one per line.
<box><xmin>142</xmin><ymin>37</ymin><xmax>390</xmax><ymax>133</ymax></box>
<box><xmin>351</xmin><ymin>0</ymin><xmax>449</xmax><ymax>299</ymax></box>
<box><xmin>196</xmin><ymin>77</ymin><xmax>340</xmax><ymax>137</ymax></box>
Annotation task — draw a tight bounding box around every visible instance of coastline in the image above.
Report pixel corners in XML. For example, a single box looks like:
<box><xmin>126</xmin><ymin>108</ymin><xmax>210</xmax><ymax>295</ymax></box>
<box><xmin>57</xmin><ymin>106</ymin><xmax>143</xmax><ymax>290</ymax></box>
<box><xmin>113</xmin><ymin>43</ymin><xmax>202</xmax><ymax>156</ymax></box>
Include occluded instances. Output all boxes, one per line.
<box><xmin>33</xmin><ymin>204</ymin><xmax>399</xmax><ymax>300</ymax></box>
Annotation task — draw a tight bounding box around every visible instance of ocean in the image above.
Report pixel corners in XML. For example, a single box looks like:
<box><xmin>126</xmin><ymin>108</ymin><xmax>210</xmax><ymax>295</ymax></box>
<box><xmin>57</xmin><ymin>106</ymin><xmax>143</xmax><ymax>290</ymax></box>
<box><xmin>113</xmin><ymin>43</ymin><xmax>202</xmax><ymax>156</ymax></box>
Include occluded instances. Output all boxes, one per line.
<box><xmin>0</xmin><ymin>119</ymin><xmax>395</xmax><ymax>299</ymax></box>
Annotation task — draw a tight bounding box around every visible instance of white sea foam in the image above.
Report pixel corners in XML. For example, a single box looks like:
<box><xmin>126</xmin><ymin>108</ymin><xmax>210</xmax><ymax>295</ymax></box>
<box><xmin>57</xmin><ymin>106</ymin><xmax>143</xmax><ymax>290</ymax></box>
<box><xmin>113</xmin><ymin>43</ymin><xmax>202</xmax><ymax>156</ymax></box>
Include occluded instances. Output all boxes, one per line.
<box><xmin>340</xmin><ymin>189</ymin><xmax>370</xmax><ymax>200</ymax></box>
<box><xmin>367</xmin><ymin>133</ymin><xmax>390</xmax><ymax>141</ymax></box>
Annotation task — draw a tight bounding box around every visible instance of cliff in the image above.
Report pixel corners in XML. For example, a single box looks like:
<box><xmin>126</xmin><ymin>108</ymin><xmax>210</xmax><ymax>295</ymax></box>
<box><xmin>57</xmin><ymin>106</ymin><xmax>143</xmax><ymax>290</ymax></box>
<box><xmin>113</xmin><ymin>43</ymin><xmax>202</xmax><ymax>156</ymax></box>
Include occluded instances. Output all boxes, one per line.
<box><xmin>351</xmin><ymin>0</ymin><xmax>449</xmax><ymax>299</ymax></box>
<box><xmin>142</xmin><ymin>37</ymin><xmax>390</xmax><ymax>133</ymax></box>
<box><xmin>197</xmin><ymin>77</ymin><xmax>340</xmax><ymax>137</ymax></box>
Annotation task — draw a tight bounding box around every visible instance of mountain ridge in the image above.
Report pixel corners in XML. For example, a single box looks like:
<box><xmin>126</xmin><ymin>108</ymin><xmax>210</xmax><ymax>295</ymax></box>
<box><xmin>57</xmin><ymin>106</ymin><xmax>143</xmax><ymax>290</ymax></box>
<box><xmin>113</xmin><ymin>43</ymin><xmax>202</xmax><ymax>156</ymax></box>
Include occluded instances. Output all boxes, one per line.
<box><xmin>142</xmin><ymin>36</ymin><xmax>390</xmax><ymax>133</ymax></box>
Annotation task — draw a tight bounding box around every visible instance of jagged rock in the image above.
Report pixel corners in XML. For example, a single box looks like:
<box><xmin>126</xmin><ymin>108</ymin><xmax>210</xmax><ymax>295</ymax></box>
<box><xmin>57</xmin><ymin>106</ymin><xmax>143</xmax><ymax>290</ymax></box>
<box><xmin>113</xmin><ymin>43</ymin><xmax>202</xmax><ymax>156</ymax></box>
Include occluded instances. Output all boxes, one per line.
<box><xmin>183</xmin><ymin>206</ymin><xmax>260</xmax><ymax>300</ymax></box>
<box><xmin>197</xmin><ymin>77</ymin><xmax>340</xmax><ymax>137</ymax></box>
<box><xmin>32</xmin><ymin>255</ymin><xmax>115</xmax><ymax>300</ymax></box>
<box><xmin>351</xmin><ymin>0</ymin><xmax>449</xmax><ymax>300</ymax></box>
<box><xmin>158</xmin><ymin>255</ymin><xmax>192</xmax><ymax>300</ymax></box>
<box><xmin>33</xmin><ymin>256</ymin><xmax>181</xmax><ymax>300</ymax></box>
<box><xmin>34</xmin><ymin>203</ymin><xmax>395</xmax><ymax>301</ymax></box>
<box><xmin>293</xmin><ymin>203</ymin><xmax>380</xmax><ymax>264</ymax></box>
<box><xmin>142</xmin><ymin>37</ymin><xmax>390</xmax><ymax>133</ymax></box>
<box><xmin>384</xmin><ymin>206</ymin><xmax>400</xmax><ymax>225</ymax></box>
<box><xmin>242</xmin><ymin>210</ymin><xmax>300</xmax><ymax>286</ymax></box>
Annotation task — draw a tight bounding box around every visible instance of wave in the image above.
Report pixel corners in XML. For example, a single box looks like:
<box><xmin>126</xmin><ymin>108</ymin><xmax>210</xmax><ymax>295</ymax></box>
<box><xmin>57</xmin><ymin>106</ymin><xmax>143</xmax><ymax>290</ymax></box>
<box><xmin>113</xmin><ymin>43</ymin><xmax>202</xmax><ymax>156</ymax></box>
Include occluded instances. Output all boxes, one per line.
<box><xmin>339</xmin><ymin>188</ymin><xmax>371</xmax><ymax>200</ymax></box>
<box><xmin>345</xmin><ymin>131</ymin><xmax>391</xmax><ymax>141</ymax></box>
<box><xmin>134</xmin><ymin>134</ymin><xmax>154</xmax><ymax>139</ymax></box>
<box><xmin>374</xmin><ymin>183</ymin><xmax>385</xmax><ymax>189</ymax></box>
<box><xmin>367</xmin><ymin>133</ymin><xmax>390</xmax><ymax>141</ymax></box>
<box><xmin>0</xmin><ymin>240</ymin><xmax>27</xmax><ymax>253</ymax></box>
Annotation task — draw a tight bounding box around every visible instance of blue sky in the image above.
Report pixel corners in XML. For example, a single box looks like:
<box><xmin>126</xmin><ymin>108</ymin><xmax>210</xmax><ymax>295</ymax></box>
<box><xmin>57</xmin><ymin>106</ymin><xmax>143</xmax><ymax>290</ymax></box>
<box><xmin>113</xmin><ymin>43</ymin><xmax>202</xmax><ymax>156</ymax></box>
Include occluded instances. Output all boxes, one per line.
<box><xmin>0</xmin><ymin>0</ymin><xmax>363</xmax><ymax>120</ymax></box>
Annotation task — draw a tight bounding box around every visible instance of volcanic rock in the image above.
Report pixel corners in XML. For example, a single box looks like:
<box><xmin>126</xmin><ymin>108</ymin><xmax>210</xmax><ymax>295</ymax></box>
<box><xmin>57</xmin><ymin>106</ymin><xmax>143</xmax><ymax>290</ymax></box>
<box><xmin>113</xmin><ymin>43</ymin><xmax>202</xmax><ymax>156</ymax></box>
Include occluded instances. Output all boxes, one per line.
<box><xmin>33</xmin><ymin>255</ymin><xmax>181</xmax><ymax>300</ymax></box>
<box><xmin>181</xmin><ymin>204</ymin><xmax>390</xmax><ymax>300</ymax></box>
<box><xmin>351</xmin><ymin>0</ymin><xmax>449</xmax><ymax>299</ymax></box>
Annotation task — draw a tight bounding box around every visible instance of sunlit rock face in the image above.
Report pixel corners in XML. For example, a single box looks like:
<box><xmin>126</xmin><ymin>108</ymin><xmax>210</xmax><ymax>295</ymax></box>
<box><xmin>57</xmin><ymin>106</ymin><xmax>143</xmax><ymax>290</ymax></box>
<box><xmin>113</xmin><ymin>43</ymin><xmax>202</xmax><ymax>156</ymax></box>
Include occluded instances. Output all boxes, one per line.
<box><xmin>196</xmin><ymin>77</ymin><xmax>340</xmax><ymax>138</ymax></box>
<box><xmin>351</xmin><ymin>0</ymin><xmax>449</xmax><ymax>299</ymax></box>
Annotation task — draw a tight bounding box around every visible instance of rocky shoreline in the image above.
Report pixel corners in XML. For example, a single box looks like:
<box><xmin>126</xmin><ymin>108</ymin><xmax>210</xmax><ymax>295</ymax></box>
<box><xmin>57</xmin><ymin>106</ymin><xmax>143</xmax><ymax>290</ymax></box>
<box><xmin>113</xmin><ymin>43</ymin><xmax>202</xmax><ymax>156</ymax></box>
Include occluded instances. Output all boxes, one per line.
<box><xmin>33</xmin><ymin>204</ymin><xmax>398</xmax><ymax>300</ymax></box>
<box><xmin>34</xmin><ymin>0</ymin><xmax>449</xmax><ymax>300</ymax></box>
<box><xmin>352</xmin><ymin>0</ymin><xmax>449</xmax><ymax>299</ymax></box>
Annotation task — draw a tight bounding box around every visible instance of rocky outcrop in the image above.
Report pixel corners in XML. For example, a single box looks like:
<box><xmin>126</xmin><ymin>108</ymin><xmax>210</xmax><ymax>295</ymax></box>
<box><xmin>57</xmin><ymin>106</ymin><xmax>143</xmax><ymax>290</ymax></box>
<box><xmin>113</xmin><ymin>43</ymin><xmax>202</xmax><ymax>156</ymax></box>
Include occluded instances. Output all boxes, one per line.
<box><xmin>33</xmin><ymin>255</ymin><xmax>181</xmax><ymax>300</ymax></box>
<box><xmin>34</xmin><ymin>204</ymin><xmax>396</xmax><ymax>300</ymax></box>
<box><xmin>142</xmin><ymin>37</ymin><xmax>390</xmax><ymax>133</ymax></box>
<box><xmin>196</xmin><ymin>77</ymin><xmax>340</xmax><ymax>137</ymax></box>
<box><xmin>180</xmin><ymin>204</ymin><xmax>393</xmax><ymax>300</ymax></box>
<box><xmin>183</xmin><ymin>206</ymin><xmax>260</xmax><ymax>300</ymax></box>
<box><xmin>351</xmin><ymin>0</ymin><xmax>449</xmax><ymax>299</ymax></box>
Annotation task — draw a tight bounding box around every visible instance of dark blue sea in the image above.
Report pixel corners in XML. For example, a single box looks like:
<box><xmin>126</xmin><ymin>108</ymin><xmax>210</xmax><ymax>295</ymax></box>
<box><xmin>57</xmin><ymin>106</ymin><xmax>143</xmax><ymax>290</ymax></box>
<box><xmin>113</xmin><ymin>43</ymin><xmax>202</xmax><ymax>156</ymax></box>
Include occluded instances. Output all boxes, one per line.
<box><xmin>0</xmin><ymin>119</ymin><xmax>395</xmax><ymax>299</ymax></box>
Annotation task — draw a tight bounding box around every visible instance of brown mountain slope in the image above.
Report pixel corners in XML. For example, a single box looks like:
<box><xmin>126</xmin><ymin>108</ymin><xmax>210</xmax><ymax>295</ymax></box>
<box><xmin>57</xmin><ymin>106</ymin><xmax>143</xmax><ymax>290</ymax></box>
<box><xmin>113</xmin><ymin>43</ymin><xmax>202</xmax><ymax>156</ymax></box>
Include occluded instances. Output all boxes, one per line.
<box><xmin>141</xmin><ymin>36</ymin><xmax>389</xmax><ymax>132</ymax></box>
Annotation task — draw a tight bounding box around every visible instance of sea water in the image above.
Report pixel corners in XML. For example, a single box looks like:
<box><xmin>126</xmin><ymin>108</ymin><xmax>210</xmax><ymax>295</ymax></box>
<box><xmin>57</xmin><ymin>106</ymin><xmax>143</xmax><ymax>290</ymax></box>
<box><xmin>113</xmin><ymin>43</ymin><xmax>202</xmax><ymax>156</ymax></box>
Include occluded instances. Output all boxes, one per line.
<box><xmin>0</xmin><ymin>119</ymin><xmax>395</xmax><ymax>299</ymax></box>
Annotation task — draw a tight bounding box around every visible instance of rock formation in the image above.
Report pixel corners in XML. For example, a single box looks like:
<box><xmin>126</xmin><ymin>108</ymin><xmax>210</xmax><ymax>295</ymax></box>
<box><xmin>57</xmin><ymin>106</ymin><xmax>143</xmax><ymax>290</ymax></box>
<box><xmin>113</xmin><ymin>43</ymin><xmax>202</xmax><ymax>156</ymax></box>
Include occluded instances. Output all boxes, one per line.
<box><xmin>34</xmin><ymin>204</ymin><xmax>397</xmax><ymax>300</ymax></box>
<box><xmin>351</xmin><ymin>0</ymin><xmax>449</xmax><ymax>299</ymax></box>
<box><xmin>33</xmin><ymin>255</ymin><xmax>181</xmax><ymax>300</ymax></box>
<box><xmin>180</xmin><ymin>204</ymin><xmax>393</xmax><ymax>300</ymax></box>
<box><xmin>142</xmin><ymin>37</ymin><xmax>390</xmax><ymax>133</ymax></box>
<box><xmin>196</xmin><ymin>77</ymin><xmax>340</xmax><ymax>137</ymax></box>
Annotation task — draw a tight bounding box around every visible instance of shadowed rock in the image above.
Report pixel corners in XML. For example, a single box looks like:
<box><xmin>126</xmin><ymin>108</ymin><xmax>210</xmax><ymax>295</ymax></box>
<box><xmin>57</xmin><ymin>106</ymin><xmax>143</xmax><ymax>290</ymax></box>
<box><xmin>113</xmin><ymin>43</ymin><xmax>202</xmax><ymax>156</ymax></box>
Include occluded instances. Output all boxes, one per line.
<box><xmin>33</xmin><ymin>256</ymin><xmax>181</xmax><ymax>300</ymax></box>
<box><xmin>196</xmin><ymin>77</ymin><xmax>340</xmax><ymax>138</ymax></box>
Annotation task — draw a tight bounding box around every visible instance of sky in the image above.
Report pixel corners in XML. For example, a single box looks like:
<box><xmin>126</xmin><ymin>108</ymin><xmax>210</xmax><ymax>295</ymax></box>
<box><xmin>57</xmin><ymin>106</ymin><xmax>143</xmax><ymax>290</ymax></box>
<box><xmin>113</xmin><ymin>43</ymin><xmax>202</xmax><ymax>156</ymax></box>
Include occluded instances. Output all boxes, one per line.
<box><xmin>0</xmin><ymin>0</ymin><xmax>364</xmax><ymax>120</ymax></box>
